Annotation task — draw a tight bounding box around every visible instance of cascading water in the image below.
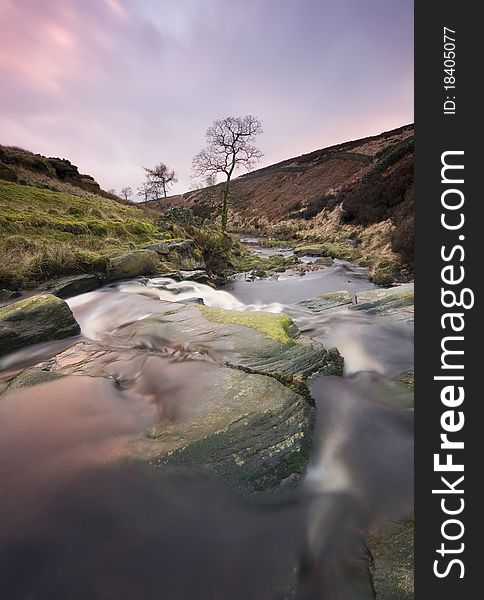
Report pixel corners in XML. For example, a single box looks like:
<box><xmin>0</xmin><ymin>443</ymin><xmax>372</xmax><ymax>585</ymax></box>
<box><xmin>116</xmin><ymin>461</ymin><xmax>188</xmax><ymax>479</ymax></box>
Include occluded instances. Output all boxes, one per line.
<box><xmin>0</xmin><ymin>256</ymin><xmax>413</xmax><ymax>599</ymax></box>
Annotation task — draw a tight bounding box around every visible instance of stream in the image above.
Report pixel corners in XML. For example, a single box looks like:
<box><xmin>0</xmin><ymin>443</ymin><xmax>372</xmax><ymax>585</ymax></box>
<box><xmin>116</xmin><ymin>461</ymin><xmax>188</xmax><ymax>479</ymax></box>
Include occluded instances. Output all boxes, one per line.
<box><xmin>0</xmin><ymin>239</ymin><xmax>414</xmax><ymax>599</ymax></box>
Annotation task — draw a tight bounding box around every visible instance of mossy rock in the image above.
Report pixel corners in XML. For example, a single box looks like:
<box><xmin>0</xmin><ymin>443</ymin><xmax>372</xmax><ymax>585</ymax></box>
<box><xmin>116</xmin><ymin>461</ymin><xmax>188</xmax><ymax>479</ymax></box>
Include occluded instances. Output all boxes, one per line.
<box><xmin>107</xmin><ymin>250</ymin><xmax>159</xmax><ymax>280</ymax></box>
<box><xmin>352</xmin><ymin>284</ymin><xmax>414</xmax><ymax>322</ymax></box>
<box><xmin>27</xmin><ymin>340</ymin><xmax>316</xmax><ymax>493</ymax></box>
<box><xmin>116</xmin><ymin>303</ymin><xmax>340</xmax><ymax>379</ymax></box>
<box><xmin>201</xmin><ymin>306</ymin><xmax>297</xmax><ymax>345</ymax></box>
<box><xmin>368</xmin><ymin>520</ymin><xmax>414</xmax><ymax>599</ymax></box>
<box><xmin>6</xmin><ymin>367</ymin><xmax>64</xmax><ymax>390</ymax></box>
<box><xmin>298</xmin><ymin>290</ymin><xmax>353</xmax><ymax>313</ymax></box>
<box><xmin>152</xmin><ymin>365</ymin><xmax>315</xmax><ymax>492</ymax></box>
<box><xmin>294</xmin><ymin>244</ymin><xmax>327</xmax><ymax>256</ymax></box>
<box><xmin>0</xmin><ymin>294</ymin><xmax>80</xmax><ymax>356</ymax></box>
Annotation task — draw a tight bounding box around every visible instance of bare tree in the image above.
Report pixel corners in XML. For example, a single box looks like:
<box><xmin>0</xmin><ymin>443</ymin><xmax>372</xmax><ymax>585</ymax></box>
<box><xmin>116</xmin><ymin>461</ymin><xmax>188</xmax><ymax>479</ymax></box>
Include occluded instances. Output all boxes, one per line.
<box><xmin>144</xmin><ymin>162</ymin><xmax>177</xmax><ymax>207</ymax></box>
<box><xmin>137</xmin><ymin>182</ymin><xmax>155</xmax><ymax>202</ymax></box>
<box><xmin>120</xmin><ymin>186</ymin><xmax>133</xmax><ymax>202</ymax></box>
<box><xmin>107</xmin><ymin>188</ymin><xmax>117</xmax><ymax>196</ymax></box>
<box><xmin>192</xmin><ymin>115</ymin><xmax>263</xmax><ymax>231</ymax></box>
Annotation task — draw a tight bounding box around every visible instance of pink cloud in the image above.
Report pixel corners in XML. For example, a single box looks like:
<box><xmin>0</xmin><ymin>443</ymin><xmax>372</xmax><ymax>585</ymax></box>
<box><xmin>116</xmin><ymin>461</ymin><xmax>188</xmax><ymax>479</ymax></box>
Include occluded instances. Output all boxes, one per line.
<box><xmin>0</xmin><ymin>0</ymin><xmax>413</xmax><ymax>194</ymax></box>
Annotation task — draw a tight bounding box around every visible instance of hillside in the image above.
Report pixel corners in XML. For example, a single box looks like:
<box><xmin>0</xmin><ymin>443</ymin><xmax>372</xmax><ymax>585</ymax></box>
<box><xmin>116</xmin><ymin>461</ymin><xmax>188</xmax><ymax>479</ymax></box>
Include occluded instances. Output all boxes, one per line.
<box><xmin>148</xmin><ymin>124</ymin><xmax>414</xmax><ymax>282</ymax></box>
<box><xmin>0</xmin><ymin>149</ymin><xmax>231</xmax><ymax>290</ymax></box>
<box><xmin>0</xmin><ymin>145</ymin><xmax>118</xmax><ymax>200</ymax></box>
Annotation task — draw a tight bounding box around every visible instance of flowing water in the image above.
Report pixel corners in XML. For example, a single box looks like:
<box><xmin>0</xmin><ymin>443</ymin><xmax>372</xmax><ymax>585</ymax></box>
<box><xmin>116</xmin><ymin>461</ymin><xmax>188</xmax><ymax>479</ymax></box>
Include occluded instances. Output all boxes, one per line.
<box><xmin>0</xmin><ymin>241</ymin><xmax>414</xmax><ymax>599</ymax></box>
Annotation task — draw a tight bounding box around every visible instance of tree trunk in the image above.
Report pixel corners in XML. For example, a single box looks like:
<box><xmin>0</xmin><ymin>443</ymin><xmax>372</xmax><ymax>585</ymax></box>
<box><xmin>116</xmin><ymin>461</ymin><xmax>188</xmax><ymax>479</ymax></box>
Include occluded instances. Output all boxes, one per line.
<box><xmin>221</xmin><ymin>178</ymin><xmax>231</xmax><ymax>232</ymax></box>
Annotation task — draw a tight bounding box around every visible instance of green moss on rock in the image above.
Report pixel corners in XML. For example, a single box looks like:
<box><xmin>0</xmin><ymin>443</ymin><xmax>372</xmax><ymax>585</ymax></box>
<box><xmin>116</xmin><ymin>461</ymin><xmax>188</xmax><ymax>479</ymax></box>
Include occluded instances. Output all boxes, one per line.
<box><xmin>0</xmin><ymin>294</ymin><xmax>80</xmax><ymax>355</ymax></box>
<box><xmin>200</xmin><ymin>306</ymin><xmax>296</xmax><ymax>345</ymax></box>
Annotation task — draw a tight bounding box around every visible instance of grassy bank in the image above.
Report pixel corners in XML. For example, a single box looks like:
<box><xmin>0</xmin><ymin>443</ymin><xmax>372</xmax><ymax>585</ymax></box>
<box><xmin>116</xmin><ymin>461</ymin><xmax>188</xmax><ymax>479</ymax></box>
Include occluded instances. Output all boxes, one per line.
<box><xmin>0</xmin><ymin>180</ymin><xmax>163</xmax><ymax>288</ymax></box>
<box><xmin>0</xmin><ymin>180</ymin><xmax>241</xmax><ymax>289</ymax></box>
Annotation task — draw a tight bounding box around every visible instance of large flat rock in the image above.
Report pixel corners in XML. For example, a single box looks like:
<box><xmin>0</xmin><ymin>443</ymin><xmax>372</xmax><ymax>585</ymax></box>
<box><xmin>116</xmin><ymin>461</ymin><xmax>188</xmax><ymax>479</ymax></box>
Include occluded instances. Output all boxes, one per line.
<box><xmin>17</xmin><ymin>340</ymin><xmax>315</xmax><ymax>492</ymax></box>
<box><xmin>115</xmin><ymin>304</ymin><xmax>343</xmax><ymax>378</ymax></box>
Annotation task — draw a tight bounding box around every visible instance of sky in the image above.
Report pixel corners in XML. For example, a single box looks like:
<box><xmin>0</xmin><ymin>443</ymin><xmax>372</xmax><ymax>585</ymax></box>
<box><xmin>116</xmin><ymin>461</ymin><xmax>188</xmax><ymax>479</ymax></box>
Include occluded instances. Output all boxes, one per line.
<box><xmin>0</xmin><ymin>0</ymin><xmax>413</xmax><ymax>197</ymax></box>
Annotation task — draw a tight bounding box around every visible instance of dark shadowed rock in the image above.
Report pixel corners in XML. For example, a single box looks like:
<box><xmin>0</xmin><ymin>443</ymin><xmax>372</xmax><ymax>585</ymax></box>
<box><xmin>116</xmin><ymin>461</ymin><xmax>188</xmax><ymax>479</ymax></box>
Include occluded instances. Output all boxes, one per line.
<box><xmin>0</xmin><ymin>289</ymin><xmax>21</xmax><ymax>303</ymax></box>
<box><xmin>0</xmin><ymin>294</ymin><xmax>80</xmax><ymax>356</ymax></box>
<box><xmin>179</xmin><ymin>269</ymin><xmax>209</xmax><ymax>283</ymax></box>
<box><xmin>368</xmin><ymin>520</ymin><xmax>414</xmax><ymax>599</ymax></box>
<box><xmin>117</xmin><ymin>304</ymin><xmax>342</xmax><ymax>379</ymax></box>
<box><xmin>45</xmin><ymin>274</ymin><xmax>101</xmax><ymax>298</ymax></box>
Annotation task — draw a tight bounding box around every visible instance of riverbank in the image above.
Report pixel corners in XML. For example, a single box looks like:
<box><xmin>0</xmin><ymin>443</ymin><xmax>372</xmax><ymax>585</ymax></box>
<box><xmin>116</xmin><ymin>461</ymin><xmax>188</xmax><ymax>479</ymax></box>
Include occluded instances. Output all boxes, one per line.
<box><xmin>0</xmin><ymin>180</ymin><xmax>239</xmax><ymax>294</ymax></box>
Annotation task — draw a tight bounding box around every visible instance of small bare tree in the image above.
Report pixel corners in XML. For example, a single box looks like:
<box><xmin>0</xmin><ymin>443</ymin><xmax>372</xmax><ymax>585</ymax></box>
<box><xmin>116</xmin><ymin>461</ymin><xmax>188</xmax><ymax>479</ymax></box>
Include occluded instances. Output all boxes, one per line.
<box><xmin>192</xmin><ymin>115</ymin><xmax>263</xmax><ymax>231</ymax></box>
<box><xmin>120</xmin><ymin>186</ymin><xmax>133</xmax><ymax>202</ymax></box>
<box><xmin>137</xmin><ymin>182</ymin><xmax>155</xmax><ymax>202</ymax></box>
<box><xmin>144</xmin><ymin>162</ymin><xmax>177</xmax><ymax>207</ymax></box>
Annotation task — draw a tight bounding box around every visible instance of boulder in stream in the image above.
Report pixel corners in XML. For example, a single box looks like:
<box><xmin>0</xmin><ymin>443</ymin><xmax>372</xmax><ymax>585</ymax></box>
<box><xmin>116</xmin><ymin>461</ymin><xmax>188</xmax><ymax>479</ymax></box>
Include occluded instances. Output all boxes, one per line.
<box><xmin>44</xmin><ymin>274</ymin><xmax>101</xmax><ymax>298</ymax></box>
<box><xmin>0</xmin><ymin>294</ymin><xmax>80</xmax><ymax>356</ymax></box>
<box><xmin>294</xmin><ymin>244</ymin><xmax>327</xmax><ymax>256</ymax></box>
<box><xmin>116</xmin><ymin>303</ymin><xmax>343</xmax><ymax>378</ymax></box>
<box><xmin>107</xmin><ymin>249</ymin><xmax>159</xmax><ymax>280</ymax></box>
<box><xmin>298</xmin><ymin>290</ymin><xmax>353</xmax><ymax>312</ymax></box>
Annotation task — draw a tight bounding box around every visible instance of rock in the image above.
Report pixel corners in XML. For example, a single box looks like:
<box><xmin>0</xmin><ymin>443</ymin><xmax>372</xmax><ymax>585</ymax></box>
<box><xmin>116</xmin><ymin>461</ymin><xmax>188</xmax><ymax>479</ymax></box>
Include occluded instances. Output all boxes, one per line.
<box><xmin>32</xmin><ymin>340</ymin><xmax>314</xmax><ymax>492</ymax></box>
<box><xmin>355</xmin><ymin>283</ymin><xmax>414</xmax><ymax>305</ymax></box>
<box><xmin>0</xmin><ymin>294</ymin><xmax>80</xmax><ymax>356</ymax></box>
<box><xmin>367</xmin><ymin>520</ymin><xmax>414</xmax><ymax>600</ymax></box>
<box><xmin>0</xmin><ymin>289</ymin><xmax>21</xmax><ymax>302</ymax></box>
<box><xmin>144</xmin><ymin>242</ymin><xmax>171</xmax><ymax>255</ymax></box>
<box><xmin>314</xmin><ymin>256</ymin><xmax>334</xmax><ymax>266</ymax></box>
<box><xmin>298</xmin><ymin>290</ymin><xmax>353</xmax><ymax>312</ymax></box>
<box><xmin>145</xmin><ymin>240</ymin><xmax>205</xmax><ymax>270</ymax></box>
<box><xmin>153</xmin><ymin>365</ymin><xmax>314</xmax><ymax>491</ymax></box>
<box><xmin>9</xmin><ymin>300</ymin><xmax>340</xmax><ymax>493</ymax></box>
<box><xmin>352</xmin><ymin>284</ymin><xmax>414</xmax><ymax>322</ymax></box>
<box><xmin>179</xmin><ymin>270</ymin><xmax>209</xmax><ymax>283</ymax></box>
<box><xmin>117</xmin><ymin>304</ymin><xmax>342</xmax><ymax>379</ymax></box>
<box><xmin>45</xmin><ymin>274</ymin><xmax>101</xmax><ymax>298</ymax></box>
<box><xmin>294</xmin><ymin>244</ymin><xmax>327</xmax><ymax>256</ymax></box>
<box><xmin>145</xmin><ymin>240</ymin><xmax>193</xmax><ymax>255</ymax></box>
<box><xmin>108</xmin><ymin>250</ymin><xmax>159</xmax><ymax>280</ymax></box>
<box><xmin>7</xmin><ymin>367</ymin><xmax>64</xmax><ymax>390</ymax></box>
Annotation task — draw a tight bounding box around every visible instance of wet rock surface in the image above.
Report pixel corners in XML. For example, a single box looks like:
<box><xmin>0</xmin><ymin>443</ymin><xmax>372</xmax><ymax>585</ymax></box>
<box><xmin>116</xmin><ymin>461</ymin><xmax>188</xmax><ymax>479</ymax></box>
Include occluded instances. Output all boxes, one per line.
<box><xmin>298</xmin><ymin>283</ymin><xmax>414</xmax><ymax>323</ymax></box>
<box><xmin>0</xmin><ymin>294</ymin><xmax>80</xmax><ymax>356</ymax></box>
<box><xmin>44</xmin><ymin>273</ymin><xmax>101</xmax><ymax>298</ymax></box>
<box><xmin>368</xmin><ymin>520</ymin><xmax>414</xmax><ymax>599</ymax></box>
<box><xmin>2</xmin><ymin>300</ymin><xmax>338</xmax><ymax>492</ymax></box>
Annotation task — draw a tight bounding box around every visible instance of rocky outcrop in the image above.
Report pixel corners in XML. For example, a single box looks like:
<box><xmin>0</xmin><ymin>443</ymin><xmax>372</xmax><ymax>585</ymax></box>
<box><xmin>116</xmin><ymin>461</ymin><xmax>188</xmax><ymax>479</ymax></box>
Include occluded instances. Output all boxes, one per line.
<box><xmin>352</xmin><ymin>283</ymin><xmax>414</xmax><ymax>322</ymax></box>
<box><xmin>0</xmin><ymin>294</ymin><xmax>80</xmax><ymax>356</ymax></box>
<box><xmin>107</xmin><ymin>250</ymin><xmax>159</xmax><ymax>280</ymax></box>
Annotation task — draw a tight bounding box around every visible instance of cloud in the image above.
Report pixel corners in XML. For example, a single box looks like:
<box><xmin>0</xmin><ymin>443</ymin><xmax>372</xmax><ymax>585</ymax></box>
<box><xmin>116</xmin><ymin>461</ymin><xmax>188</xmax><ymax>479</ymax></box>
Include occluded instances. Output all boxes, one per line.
<box><xmin>0</xmin><ymin>0</ymin><xmax>413</xmax><ymax>194</ymax></box>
